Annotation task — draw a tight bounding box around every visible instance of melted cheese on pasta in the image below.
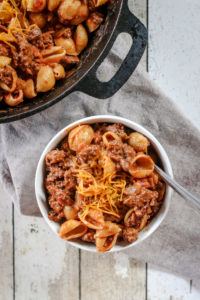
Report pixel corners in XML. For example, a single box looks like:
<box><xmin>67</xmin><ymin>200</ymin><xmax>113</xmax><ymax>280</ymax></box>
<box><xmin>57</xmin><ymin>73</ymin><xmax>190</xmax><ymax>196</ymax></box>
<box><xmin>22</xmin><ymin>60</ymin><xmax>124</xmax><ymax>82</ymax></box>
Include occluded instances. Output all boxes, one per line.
<box><xmin>76</xmin><ymin>167</ymin><xmax>127</xmax><ymax>219</ymax></box>
<box><xmin>0</xmin><ymin>0</ymin><xmax>28</xmax><ymax>46</ymax></box>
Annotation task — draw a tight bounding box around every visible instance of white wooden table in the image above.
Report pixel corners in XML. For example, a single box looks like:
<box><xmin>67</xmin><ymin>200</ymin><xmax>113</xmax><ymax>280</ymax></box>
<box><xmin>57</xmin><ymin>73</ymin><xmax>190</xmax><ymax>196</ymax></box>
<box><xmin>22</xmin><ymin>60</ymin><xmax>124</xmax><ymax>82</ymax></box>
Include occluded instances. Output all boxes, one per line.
<box><xmin>1</xmin><ymin>0</ymin><xmax>200</xmax><ymax>299</ymax></box>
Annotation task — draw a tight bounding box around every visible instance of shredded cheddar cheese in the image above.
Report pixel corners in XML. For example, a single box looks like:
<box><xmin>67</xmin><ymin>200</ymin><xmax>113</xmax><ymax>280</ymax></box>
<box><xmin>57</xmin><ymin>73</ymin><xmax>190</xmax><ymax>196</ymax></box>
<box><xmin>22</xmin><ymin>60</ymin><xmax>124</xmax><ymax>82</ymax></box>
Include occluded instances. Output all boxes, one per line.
<box><xmin>0</xmin><ymin>0</ymin><xmax>28</xmax><ymax>46</ymax></box>
<box><xmin>76</xmin><ymin>167</ymin><xmax>127</xmax><ymax>219</ymax></box>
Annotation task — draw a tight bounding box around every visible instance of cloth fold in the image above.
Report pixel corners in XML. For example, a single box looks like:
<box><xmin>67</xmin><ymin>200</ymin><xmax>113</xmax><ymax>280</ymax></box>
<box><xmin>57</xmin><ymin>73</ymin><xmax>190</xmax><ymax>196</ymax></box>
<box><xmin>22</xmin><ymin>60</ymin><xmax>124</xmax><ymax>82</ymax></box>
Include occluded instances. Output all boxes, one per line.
<box><xmin>1</xmin><ymin>50</ymin><xmax>200</xmax><ymax>286</ymax></box>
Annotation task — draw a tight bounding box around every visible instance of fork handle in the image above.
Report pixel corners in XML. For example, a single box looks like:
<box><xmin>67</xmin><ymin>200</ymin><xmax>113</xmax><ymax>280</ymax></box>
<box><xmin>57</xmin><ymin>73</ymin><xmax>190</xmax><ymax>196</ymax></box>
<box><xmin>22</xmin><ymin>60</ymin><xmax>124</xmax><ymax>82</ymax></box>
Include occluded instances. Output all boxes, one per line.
<box><xmin>155</xmin><ymin>165</ymin><xmax>200</xmax><ymax>209</ymax></box>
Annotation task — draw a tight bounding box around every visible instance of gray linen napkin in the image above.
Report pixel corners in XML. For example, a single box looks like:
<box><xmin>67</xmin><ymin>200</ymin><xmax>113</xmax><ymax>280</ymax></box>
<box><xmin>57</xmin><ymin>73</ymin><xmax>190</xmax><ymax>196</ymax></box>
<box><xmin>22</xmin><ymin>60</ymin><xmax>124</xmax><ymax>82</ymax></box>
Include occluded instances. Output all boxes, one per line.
<box><xmin>1</xmin><ymin>45</ymin><xmax>200</xmax><ymax>286</ymax></box>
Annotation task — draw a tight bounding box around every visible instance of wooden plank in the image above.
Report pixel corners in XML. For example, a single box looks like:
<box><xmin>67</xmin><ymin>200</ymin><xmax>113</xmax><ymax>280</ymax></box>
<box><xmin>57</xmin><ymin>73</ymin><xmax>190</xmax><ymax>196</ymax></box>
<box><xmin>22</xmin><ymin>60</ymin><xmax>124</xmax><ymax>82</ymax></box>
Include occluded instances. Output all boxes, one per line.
<box><xmin>14</xmin><ymin>212</ymin><xmax>79</xmax><ymax>300</ymax></box>
<box><xmin>148</xmin><ymin>0</ymin><xmax>200</xmax><ymax>129</ymax></box>
<box><xmin>148</xmin><ymin>0</ymin><xmax>200</xmax><ymax>299</ymax></box>
<box><xmin>147</xmin><ymin>264</ymin><xmax>200</xmax><ymax>300</ymax></box>
<box><xmin>81</xmin><ymin>252</ymin><xmax>146</xmax><ymax>300</ymax></box>
<box><xmin>0</xmin><ymin>184</ymin><xmax>13</xmax><ymax>300</ymax></box>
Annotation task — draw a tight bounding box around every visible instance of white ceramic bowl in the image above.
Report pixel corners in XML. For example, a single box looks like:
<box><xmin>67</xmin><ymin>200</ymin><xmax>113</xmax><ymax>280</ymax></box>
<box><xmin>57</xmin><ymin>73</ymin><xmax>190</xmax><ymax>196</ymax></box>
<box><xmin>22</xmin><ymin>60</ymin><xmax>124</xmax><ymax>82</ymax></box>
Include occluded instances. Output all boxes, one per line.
<box><xmin>35</xmin><ymin>115</ymin><xmax>173</xmax><ymax>252</ymax></box>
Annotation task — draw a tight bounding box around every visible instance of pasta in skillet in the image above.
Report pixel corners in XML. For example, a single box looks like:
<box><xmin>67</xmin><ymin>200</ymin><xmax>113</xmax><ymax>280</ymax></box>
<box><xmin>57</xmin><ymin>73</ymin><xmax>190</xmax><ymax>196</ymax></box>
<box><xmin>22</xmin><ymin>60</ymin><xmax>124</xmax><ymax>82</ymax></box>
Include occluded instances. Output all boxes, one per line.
<box><xmin>0</xmin><ymin>0</ymin><xmax>111</xmax><ymax>106</ymax></box>
<box><xmin>45</xmin><ymin>123</ymin><xmax>166</xmax><ymax>252</ymax></box>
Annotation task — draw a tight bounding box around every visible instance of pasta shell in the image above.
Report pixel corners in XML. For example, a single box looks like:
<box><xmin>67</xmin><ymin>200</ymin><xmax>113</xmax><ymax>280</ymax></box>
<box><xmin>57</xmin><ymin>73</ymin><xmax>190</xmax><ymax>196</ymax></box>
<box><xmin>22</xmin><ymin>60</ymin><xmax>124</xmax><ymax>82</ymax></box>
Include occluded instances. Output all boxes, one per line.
<box><xmin>96</xmin><ymin>233</ymin><xmax>119</xmax><ymax>252</ymax></box>
<box><xmin>128</xmin><ymin>132</ymin><xmax>150</xmax><ymax>152</ymax></box>
<box><xmin>0</xmin><ymin>56</ymin><xmax>11</xmax><ymax>67</ymax></box>
<box><xmin>79</xmin><ymin>209</ymin><xmax>104</xmax><ymax>230</ymax></box>
<box><xmin>74</xmin><ymin>24</ymin><xmax>88</xmax><ymax>55</ymax></box>
<box><xmin>59</xmin><ymin>220</ymin><xmax>87</xmax><ymax>240</ymax></box>
<box><xmin>74</xmin><ymin>192</ymin><xmax>85</xmax><ymax>210</ymax></box>
<box><xmin>52</xmin><ymin>64</ymin><xmax>65</xmax><ymax>79</ymax></box>
<box><xmin>124</xmin><ymin>208</ymin><xmax>135</xmax><ymax>227</ymax></box>
<box><xmin>68</xmin><ymin>125</ymin><xmax>94</xmax><ymax>151</ymax></box>
<box><xmin>101</xmin><ymin>155</ymin><xmax>116</xmax><ymax>177</ymax></box>
<box><xmin>58</xmin><ymin>0</ymin><xmax>81</xmax><ymax>21</ymax></box>
<box><xmin>48</xmin><ymin>0</ymin><xmax>61</xmax><ymax>11</ymax></box>
<box><xmin>4</xmin><ymin>89</ymin><xmax>23</xmax><ymax>106</ymax></box>
<box><xmin>95</xmin><ymin>0</ymin><xmax>108</xmax><ymax>7</ymax></box>
<box><xmin>95</xmin><ymin>221</ymin><xmax>121</xmax><ymax>238</ymax></box>
<box><xmin>26</xmin><ymin>0</ymin><xmax>47</xmax><ymax>12</ymax></box>
<box><xmin>55</xmin><ymin>37</ymin><xmax>77</xmax><ymax>56</ymax></box>
<box><xmin>23</xmin><ymin>79</ymin><xmax>37</xmax><ymax>98</ymax></box>
<box><xmin>64</xmin><ymin>206</ymin><xmax>78</xmax><ymax>220</ymax></box>
<box><xmin>70</xmin><ymin>3</ymin><xmax>89</xmax><ymax>25</ymax></box>
<box><xmin>103</xmin><ymin>131</ymin><xmax>121</xmax><ymax>147</ymax></box>
<box><xmin>138</xmin><ymin>214</ymin><xmax>149</xmax><ymax>231</ymax></box>
<box><xmin>29</xmin><ymin>13</ymin><xmax>47</xmax><ymax>28</ymax></box>
<box><xmin>0</xmin><ymin>66</ymin><xmax>17</xmax><ymax>93</ymax></box>
<box><xmin>36</xmin><ymin>66</ymin><xmax>55</xmax><ymax>92</ymax></box>
<box><xmin>129</xmin><ymin>154</ymin><xmax>154</xmax><ymax>178</ymax></box>
<box><xmin>41</xmin><ymin>46</ymin><xmax>66</xmax><ymax>63</ymax></box>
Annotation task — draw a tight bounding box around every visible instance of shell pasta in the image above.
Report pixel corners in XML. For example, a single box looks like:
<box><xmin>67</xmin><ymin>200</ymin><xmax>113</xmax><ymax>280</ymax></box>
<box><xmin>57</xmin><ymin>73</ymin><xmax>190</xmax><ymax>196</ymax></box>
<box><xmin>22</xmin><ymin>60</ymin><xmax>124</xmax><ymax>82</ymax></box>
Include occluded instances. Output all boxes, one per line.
<box><xmin>0</xmin><ymin>0</ymin><xmax>111</xmax><ymax>106</ymax></box>
<box><xmin>45</xmin><ymin>123</ymin><xmax>166</xmax><ymax>252</ymax></box>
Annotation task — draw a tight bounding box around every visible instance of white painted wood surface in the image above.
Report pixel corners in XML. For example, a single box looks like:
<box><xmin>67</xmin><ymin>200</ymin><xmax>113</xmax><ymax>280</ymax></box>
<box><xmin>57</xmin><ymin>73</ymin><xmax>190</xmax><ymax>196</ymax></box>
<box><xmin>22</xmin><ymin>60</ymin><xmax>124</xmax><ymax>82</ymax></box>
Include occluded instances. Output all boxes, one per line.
<box><xmin>0</xmin><ymin>189</ymin><xmax>13</xmax><ymax>300</ymax></box>
<box><xmin>1</xmin><ymin>0</ymin><xmax>200</xmax><ymax>299</ymax></box>
<box><xmin>148</xmin><ymin>0</ymin><xmax>200</xmax><ymax>298</ymax></box>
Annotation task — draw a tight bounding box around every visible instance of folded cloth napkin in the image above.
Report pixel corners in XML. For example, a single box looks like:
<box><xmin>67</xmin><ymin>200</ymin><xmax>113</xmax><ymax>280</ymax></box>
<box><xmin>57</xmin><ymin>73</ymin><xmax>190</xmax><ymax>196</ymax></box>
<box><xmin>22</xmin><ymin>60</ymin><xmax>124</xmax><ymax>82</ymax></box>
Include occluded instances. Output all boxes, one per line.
<box><xmin>1</xmin><ymin>45</ymin><xmax>200</xmax><ymax>287</ymax></box>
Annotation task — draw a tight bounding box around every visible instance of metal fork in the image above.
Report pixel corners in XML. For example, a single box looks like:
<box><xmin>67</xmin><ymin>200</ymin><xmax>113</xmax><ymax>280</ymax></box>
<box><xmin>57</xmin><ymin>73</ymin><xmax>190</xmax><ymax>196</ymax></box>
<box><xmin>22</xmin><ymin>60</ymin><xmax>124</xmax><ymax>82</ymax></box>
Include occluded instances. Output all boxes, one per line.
<box><xmin>155</xmin><ymin>165</ymin><xmax>200</xmax><ymax>209</ymax></box>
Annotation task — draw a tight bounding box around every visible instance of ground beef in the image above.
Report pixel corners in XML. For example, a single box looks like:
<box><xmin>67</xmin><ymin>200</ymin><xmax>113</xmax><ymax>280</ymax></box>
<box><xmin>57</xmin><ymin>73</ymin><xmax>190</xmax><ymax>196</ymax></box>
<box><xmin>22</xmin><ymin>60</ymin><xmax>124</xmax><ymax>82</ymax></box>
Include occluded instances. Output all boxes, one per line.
<box><xmin>107</xmin><ymin>140</ymin><xmax>136</xmax><ymax>172</ymax></box>
<box><xmin>45</xmin><ymin>148</ymin><xmax>77</xmax><ymax>222</ymax></box>
<box><xmin>0</xmin><ymin>67</ymin><xmax>13</xmax><ymax>87</ymax></box>
<box><xmin>93</xmin><ymin>130</ymin><xmax>103</xmax><ymax>144</ymax></box>
<box><xmin>120</xmin><ymin>143</ymin><xmax>136</xmax><ymax>172</ymax></box>
<box><xmin>81</xmin><ymin>230</ymin><xmax>95</xmax><ymax>243</ymax></box>
<box><xmin>123</xmin><ymin>183</ymin><xmax>159</xmax><ymax>208</ymax></box>
<box><xmin>77</xmin><ymin>144</ymin><xmax>101</xmax><ymax>165</ymax></box>
<box><xmin>10</xmin><ymin>46</ymin><xmax>19</xmax><ymax>68</ymax></box>
<box><xmin>46</xmin><ymin>166</ymin><xmax>65</xmax><ymax>182</ymax></box>
<box><xmin>106</xmin><ymin>123</ymin><xmax>127</xmax><ymax>139</ymax></box>
<box><xmin>62</xmin><ymin>55</ymin><xmax>80</xmax><ymax>65</ymax></box>
<box><xmin>107</xmin><ymin>140</ymin><xmax>124</xmax><ymax>162</ymax></box>
<box><xmin>30</xmin><ymin>33</ymin><xmax>54</xmax><ymax>50</ymax></box>
<box><xmin>60</xmin><ymin>136</ymin><xmax>71</xmax><ymax>153</ymax></box>
<box><xmin>64</xmin><ymin>169</ymin><xmax>77</xmax><ymax>191</ymax></box>
<box><xmin>48</xmin><ymin>210</ymin><xmax>65</xmax><ymax>222</ymax></box>
<box><xmin>46</xmin><ymin>149</ymin><xmax>66</xmax><ymax>166</ymax></box>
<box><xmin>49</xmin><ymin>195</ymin><xmax>64</xmax><ymax>213</ymax></box>
<box><xmin>123</xmin><ymin>227</ymin><xmax>138</xmax><ymax>243</ymax></box>
<box><xmin>13</xmin><ymin>32</ymin><xmax>41</xmax><ymax>75</ymax></box>
<box><xmin>27</xmin><ymin>25</ymin><xmax>42</xmax><ymax>42</ymax></box>
<box><xmin>87</xmin><ymin>12</ymin><xmax>104</xmax><ymax>29</ymax></box>
<box><xmin>0</xmin><ymin>43</ymin><xmax>9</xmax><ymax>56</ymax></box>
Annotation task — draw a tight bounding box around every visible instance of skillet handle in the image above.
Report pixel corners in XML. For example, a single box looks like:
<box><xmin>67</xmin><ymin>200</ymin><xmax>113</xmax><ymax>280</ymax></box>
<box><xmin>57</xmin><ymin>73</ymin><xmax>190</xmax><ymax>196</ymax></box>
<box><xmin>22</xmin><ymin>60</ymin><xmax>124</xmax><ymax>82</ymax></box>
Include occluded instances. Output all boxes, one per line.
<box><xmin>76</xmin><ymin>0</ymin><xmax>147</xmax><ymax>99</ymax></box>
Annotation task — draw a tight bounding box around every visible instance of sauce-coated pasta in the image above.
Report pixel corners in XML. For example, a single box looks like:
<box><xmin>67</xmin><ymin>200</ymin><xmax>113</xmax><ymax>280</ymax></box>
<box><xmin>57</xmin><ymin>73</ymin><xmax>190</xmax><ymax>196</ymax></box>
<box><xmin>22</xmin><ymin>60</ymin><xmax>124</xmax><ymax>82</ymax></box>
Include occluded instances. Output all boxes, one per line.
<box><xmin>0</xmin><ymin>0</ymin><xmax>111</xmax><ymax>106</ymax></box>
<box><xmin>45</xmin><ymin>123</ymin><xmax>166</xmax><ymax>252</ymax></box>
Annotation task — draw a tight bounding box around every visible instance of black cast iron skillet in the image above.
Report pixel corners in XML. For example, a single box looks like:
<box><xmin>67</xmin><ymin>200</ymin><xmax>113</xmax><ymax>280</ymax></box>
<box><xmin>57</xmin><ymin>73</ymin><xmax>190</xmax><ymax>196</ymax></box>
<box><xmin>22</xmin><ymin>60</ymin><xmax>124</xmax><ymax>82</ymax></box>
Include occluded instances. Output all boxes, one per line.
<box><xmin>0</xmin><ymin>0</ymin><xmax>147</xmax><ymax>123</ymax></box>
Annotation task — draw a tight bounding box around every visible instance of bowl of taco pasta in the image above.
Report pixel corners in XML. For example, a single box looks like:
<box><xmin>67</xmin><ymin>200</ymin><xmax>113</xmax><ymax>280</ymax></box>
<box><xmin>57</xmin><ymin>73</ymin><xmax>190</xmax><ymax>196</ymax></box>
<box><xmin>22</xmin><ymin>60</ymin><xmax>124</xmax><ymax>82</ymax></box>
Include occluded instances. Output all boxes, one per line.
<box><xmin>35</xmin><ymin>115</ymin><xmax>173</xmax><ymax>252</ymax></box>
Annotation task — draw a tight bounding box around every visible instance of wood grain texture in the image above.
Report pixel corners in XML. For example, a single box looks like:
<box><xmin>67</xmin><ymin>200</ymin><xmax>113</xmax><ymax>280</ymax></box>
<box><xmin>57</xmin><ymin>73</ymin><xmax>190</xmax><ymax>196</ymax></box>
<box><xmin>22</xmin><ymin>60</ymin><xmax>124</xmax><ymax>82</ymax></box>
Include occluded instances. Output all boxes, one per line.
<box><xmin>81</xmin><ymin>252</ymin><xmax>146</xmax><ymax>300</ymax></box>
<box><xmin>14</xmin><ymin>213</ymin><xmax>79</xmax><ymax>300</ymax></box>
<box><xmin>147</xmin><ymin>264</ymin><xmax>200</xmax><ymax>300</ymax></box>
<box><xmin>148</xmin><ymin>0</ymin><xmax>200</xmax><ymax>129</ymax></box>
<box><xmin>0</xmin><ymin>187</ymin><xmax>13</xmax><ymax>300</ymax></box>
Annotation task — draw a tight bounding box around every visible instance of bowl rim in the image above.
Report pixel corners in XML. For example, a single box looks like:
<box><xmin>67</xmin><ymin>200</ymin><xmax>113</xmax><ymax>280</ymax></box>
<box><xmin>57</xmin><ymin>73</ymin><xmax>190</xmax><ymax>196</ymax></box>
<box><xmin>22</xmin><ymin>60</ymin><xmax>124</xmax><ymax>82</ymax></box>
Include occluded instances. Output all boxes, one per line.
<box><xmin>35</xmin><ymin>115</ymin><xmax>173</xmax><ymax>253</ymax></box>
